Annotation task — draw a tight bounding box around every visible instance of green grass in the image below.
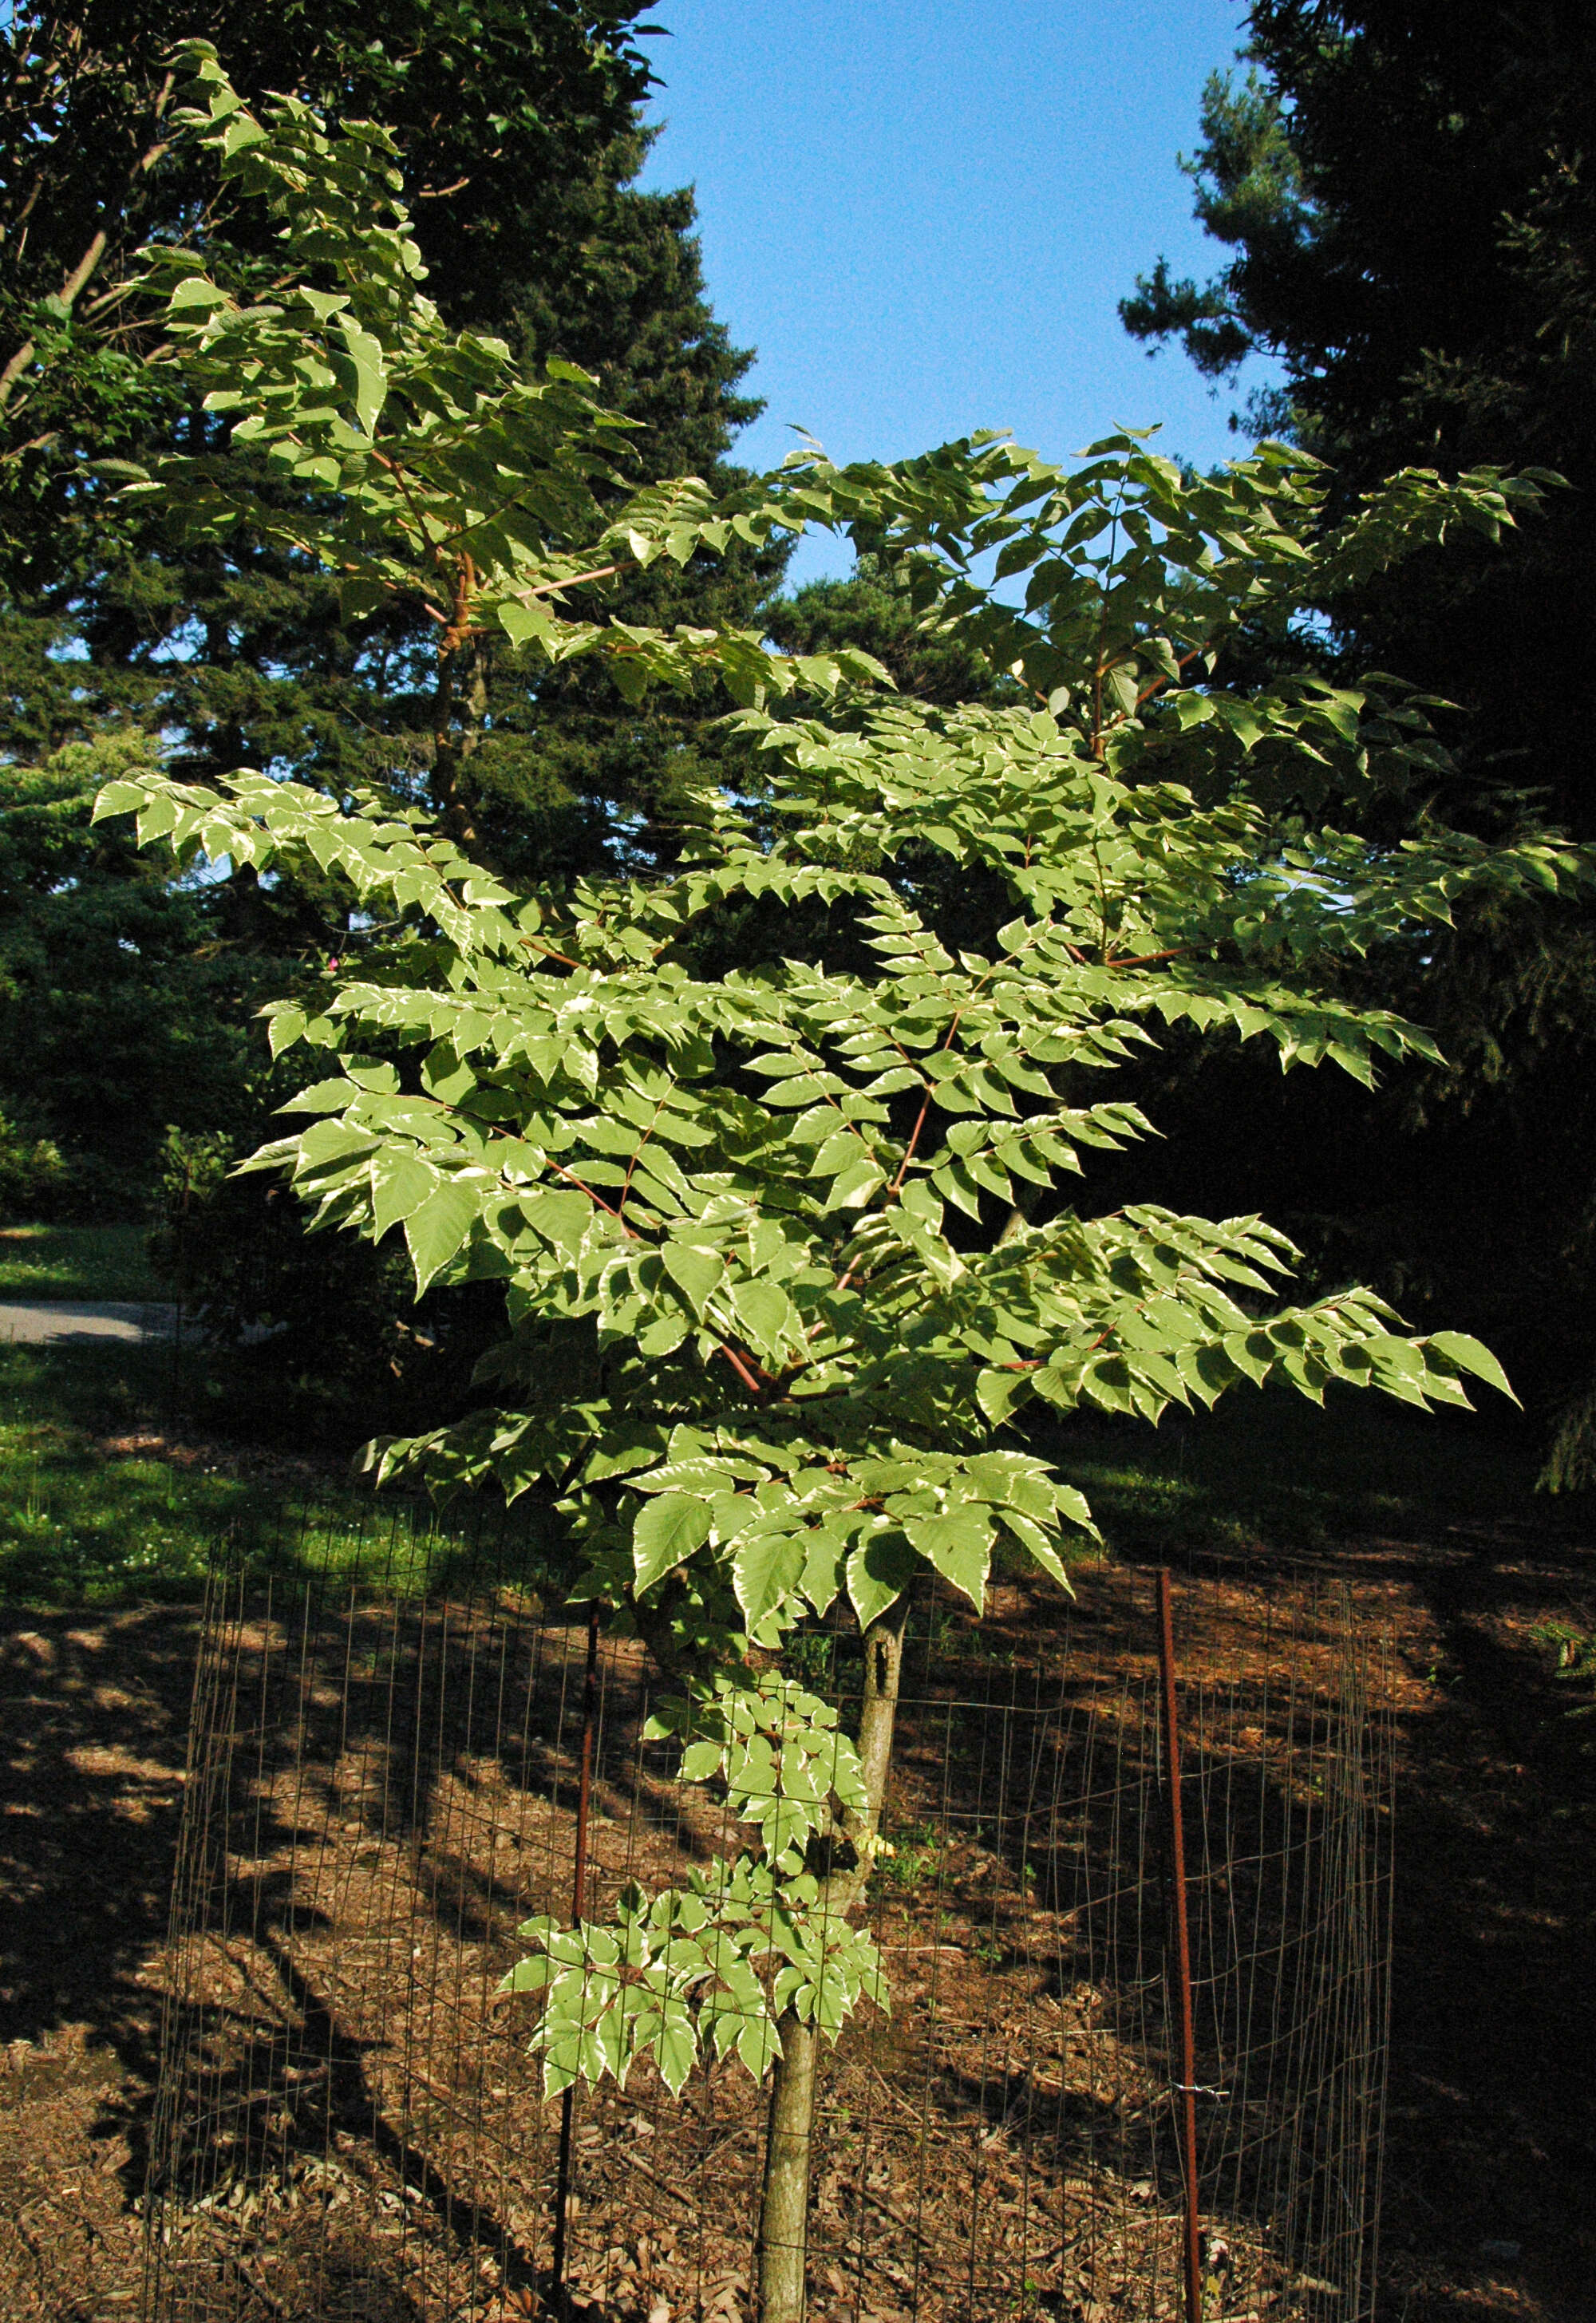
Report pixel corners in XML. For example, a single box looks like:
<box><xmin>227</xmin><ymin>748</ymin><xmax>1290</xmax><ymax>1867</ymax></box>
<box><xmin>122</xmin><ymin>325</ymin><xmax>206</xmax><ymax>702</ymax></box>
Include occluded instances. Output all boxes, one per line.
<box><xmin>0</xmin><ymin>1223</ymin><xmax>165</xmax><ymax>1302</ymax></box>
<box><xmin>0</xmin><ymin>1313</ymin><xmax>1552</xmax><ymax>1611</ymax></box>
<box><xmin>0</xmin><ymin>1338</ymin><xmax>551</xmax><ymax>1606</ymax></box>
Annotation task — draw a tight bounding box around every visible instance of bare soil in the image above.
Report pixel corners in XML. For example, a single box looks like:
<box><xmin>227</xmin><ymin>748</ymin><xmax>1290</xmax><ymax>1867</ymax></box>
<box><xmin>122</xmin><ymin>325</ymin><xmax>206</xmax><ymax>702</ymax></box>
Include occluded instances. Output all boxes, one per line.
<box><xmin>1</xmin><ymin>1499</ymin><xmax>1592</xmax><ymax>2323</ymax></box>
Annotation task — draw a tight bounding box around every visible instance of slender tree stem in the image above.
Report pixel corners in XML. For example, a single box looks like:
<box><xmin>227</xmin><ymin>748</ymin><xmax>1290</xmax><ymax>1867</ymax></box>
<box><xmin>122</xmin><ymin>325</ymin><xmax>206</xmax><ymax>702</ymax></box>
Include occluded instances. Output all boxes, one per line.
<box><xmin>757</xmin><ymin>1602</ymin><xmax>909</xmax><ymax>2321</ymax></box>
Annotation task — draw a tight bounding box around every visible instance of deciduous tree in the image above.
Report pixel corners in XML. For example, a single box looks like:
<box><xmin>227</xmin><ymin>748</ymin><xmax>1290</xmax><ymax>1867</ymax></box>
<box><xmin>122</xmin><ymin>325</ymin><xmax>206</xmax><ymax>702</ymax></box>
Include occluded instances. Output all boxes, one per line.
<box><xmin>101</xmin><ymin>54</ymin><xmax>1596</xmax><ymax>2317</ymax></box>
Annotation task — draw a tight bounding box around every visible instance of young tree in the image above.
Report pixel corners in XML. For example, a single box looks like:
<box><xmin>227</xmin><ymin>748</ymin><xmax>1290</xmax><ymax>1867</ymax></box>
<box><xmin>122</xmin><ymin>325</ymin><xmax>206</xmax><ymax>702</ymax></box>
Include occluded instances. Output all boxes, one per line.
<box><xmin>101</xmin><ymin>53</ymin><xmax>1591</xmax><ymax>2320</ymax></box>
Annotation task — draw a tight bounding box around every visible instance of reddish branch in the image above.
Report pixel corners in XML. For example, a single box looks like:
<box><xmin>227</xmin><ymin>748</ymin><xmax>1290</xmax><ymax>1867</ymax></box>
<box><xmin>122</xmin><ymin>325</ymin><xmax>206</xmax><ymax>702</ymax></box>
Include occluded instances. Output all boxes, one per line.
<box><xmin>717</xmin><ymin>1344</ymin><xmax>768</xmax><ymax>1398</ymax></box>
<box><xmin>517</xmin><ymin>936</ymin><xmax>585</xmax><ymax>972</ymax></box>
<box><xmin>1102</xmin><ymin>945</ymin><xmax>1195</xmax><ymax>970</ymax></box>
<box><xmin>1133</xmin><ymin>642</ymin><xmax>1210</xmax><ymax>713</ymax></box>
<box><xmin>887</xmin><ymin>1090</ymin><xmax>932</xmax><ymax>1198</ymax></box>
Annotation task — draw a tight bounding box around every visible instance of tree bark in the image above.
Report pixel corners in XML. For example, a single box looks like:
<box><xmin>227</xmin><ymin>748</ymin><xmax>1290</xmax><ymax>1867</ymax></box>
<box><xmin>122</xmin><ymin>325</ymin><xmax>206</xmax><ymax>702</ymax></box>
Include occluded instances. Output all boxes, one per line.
<box><xmin>757</xmin><ymin>2008</ymin><xmax>818</xmax><ymax>2323</ymax></box>
<box><xmin>756</xmin><ymin>1600</ymin><xmax>909</xmax><ymax>2323</ymax></box>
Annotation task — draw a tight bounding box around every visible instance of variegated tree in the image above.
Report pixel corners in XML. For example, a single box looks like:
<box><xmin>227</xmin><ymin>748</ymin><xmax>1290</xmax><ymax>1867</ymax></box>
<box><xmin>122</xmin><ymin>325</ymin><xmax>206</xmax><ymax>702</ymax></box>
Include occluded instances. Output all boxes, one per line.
<box><xmin>98</xmin><ymin>50</ymin><xmax>1586</xmax><ymax>2322</ymax></box>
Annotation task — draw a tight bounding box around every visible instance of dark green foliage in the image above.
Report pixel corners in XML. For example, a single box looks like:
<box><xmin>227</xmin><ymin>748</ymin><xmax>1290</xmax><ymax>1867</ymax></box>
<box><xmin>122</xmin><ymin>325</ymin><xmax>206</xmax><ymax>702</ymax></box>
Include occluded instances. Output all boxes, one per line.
<box><xmin>150</xmin><ymin>1130</ymin><xmax>508</xmax><ymax>1448</ymax></box>
<box><xmin>1124</xmin><ymin>2</ymin><xmax>1596</xmax><ymax>1478</ymax></box>
<box><xmin>1122</xmin><ymin>0</ymin><xmax>1596</xmax><ymax>836</ymax></box>
<box><xmin>0</xmin><ymin>727</ymin><xmax>284</xmax><ymax>1215</ymax></box>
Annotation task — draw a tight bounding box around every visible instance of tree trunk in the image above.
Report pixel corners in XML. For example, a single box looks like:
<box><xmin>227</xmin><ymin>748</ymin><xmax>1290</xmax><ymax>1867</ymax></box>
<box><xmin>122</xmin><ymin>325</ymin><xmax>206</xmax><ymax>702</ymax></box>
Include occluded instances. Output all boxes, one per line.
<box><xmin>756</xmin><ymin>1602</ymin><xmax>909</xmax><ymax>2323</ymax></box>
<box><xmin>757</xmin><ymin>2007</ymin><xmax>818</xmax><ymax>2323</ymax></box>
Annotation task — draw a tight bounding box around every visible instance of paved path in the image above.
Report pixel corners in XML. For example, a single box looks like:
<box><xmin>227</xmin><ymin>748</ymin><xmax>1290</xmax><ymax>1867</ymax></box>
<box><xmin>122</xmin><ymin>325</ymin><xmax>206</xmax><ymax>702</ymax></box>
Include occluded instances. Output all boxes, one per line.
<box><xmin>0</xmin><ymin>1299</ymin><xmax>180</xmax><ymax>1346</ymax></box>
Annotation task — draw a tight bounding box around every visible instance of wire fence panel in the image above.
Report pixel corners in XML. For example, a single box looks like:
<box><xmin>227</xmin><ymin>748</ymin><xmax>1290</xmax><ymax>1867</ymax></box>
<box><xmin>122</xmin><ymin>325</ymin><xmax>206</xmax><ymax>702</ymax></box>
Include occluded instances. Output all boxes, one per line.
<box><xmin>140</xmin><ymin>1531</ymin><xmax>1393</xmax><ymax>2323</ymax></box>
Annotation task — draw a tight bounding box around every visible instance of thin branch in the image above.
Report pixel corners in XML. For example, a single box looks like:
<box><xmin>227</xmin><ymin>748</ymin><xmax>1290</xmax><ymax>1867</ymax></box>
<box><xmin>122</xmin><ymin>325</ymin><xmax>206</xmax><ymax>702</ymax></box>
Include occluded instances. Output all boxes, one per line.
<box><xmin>1102</xmin><ymin>945</ymin><xmax>1195</xmax><ymax>970</ymax></box>
<box><xmin>618</xmin><ymin>1100</ymin><xmax>667</xmax><ymax>1223</ymax></box>
<box><xmin>517</xmin><ymin>934</ymin><xmax>585</xmax><ymax>972</ymax></box>
<box><xmin>717</xmin><ymin>1343</ymin><xmax>768</xmax><ymax>1398</ymax></box>
<box><xmin>887</xmin><ymin>1089</ymin><xmax>932</xmax><ymax>1198</ymax></box>
<box><xmin>547</xmin><ymin>1159</ymin><xmax>633</xmax><ymax>1227</ymax></box>
<box><xmin>1132</xmin><ymin>642</ymin><xmax>1210</xmax><ymax>713</ymax></box>
<box><xmin>370</xmin><ymin>449</ymin><xmax>452</xmax><ymax>578</ymax></box>
<box><xmin>512</xmin><ymin>559</ymin><xmax>631</xmax><ymax>602</ymax></box>
<box><xmin>0</xmin><ymin>78</ymin><xmax>173</xmax><ymax>414</ymax></box>
<box><xmin>545</xmin><ymin>1156</ymin><xmax>773</xmax><ymax>1402</ymax></box>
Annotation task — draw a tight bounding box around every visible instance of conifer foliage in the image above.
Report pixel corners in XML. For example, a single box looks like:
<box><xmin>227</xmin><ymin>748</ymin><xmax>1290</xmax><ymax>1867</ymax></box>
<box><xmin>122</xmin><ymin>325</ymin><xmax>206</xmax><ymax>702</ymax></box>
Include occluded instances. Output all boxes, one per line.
<box><xmin>1122</xmin><ymin>2</ymin><xmax>1596</xmax><ymax>1484</ymax></box>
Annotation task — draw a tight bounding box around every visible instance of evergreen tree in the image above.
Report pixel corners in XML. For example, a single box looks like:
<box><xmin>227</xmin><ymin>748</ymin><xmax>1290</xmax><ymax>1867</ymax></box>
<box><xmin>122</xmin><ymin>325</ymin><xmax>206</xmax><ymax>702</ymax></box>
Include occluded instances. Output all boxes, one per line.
<box><xmin>1120</xmin><ymin>0</ymin><xmax>1595</xmax><ymax>835</ymax></box>
<box><xmin>0</xmin><ymin>3</ymin><xmax>788</xmax><ymax>1212</ymax></box>
<box><xmin>1122</xmin><ymin>1</ymin><xmax>1596</xmax><ymax>1476</ymax></box>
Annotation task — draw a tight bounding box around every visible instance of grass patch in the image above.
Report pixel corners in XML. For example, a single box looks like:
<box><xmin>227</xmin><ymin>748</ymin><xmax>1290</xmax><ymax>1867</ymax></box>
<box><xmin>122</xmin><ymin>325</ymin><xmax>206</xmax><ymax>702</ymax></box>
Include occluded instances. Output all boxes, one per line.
<box><xmin>0</xmin><ymin>1223</ymin><xmax>165</xmax><ymax>1302</ymax></box>
<box><xmin>0</xmin><ymin>1339</ymin><xmax>548</xmax><ymax>1606</ymax></box>
<box><xmin>0</xmin><ymin>1321</ymin><xmax>1549</xmax><ymax>1611</ymax></box>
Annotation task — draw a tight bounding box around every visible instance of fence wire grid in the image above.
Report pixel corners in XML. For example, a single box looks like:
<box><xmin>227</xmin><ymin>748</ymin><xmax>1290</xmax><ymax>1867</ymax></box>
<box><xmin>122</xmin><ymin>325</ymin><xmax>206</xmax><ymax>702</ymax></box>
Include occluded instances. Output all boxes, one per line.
<box><xmin>139</xmin><ymin>1513</ymin><xmax>1395</xmax><ymax>2323</ymax></box>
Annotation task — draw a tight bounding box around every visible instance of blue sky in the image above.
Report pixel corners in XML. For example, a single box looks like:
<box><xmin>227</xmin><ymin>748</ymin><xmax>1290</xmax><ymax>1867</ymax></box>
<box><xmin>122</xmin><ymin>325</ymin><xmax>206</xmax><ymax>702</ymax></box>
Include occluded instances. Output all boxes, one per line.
<box><xmin>636</xmin><ymin>1</ymin><xmax>1274</xmax><ymax>581</ymax></box>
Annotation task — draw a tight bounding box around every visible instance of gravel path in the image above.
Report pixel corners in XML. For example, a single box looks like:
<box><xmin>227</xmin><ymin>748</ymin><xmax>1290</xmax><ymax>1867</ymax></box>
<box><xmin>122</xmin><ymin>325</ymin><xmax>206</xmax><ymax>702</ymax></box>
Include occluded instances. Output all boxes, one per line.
<box><xmin>0</xmin><ymin>1299</ymin><xmax>179</xmax><ymax>1345</ymax></box>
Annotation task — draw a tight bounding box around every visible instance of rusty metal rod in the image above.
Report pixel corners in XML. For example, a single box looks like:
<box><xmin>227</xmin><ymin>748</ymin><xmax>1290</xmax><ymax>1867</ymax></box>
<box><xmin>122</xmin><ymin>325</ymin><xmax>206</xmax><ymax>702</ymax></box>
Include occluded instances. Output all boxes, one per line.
<box><xmin>551</xmin><ymin>1609</ymin><xmax>601</xmax><ymax>2305</ymax></box>
<box><xmin>1156</xmin><ymin>1569</ymin><xmax>1203</xmax><ymax>2323</ymax></box>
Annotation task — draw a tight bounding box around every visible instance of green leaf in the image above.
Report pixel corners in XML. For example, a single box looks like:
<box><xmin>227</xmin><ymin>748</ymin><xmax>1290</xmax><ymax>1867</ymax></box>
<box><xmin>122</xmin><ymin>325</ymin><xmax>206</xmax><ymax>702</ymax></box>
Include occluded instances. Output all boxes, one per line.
<box><xmin>661</xmin><ymin>1242</ymin><xmax>724</xmax><ymax>1315</ymax></box>
<box><xmin>737</xmin><ymin>2013</ymin><xmax>780</xmax><ymax>2078</ymax></box>
<box><xmin>93</xmin><ymin>779</ymin><xmax>154</xmax><ymax>821</ymax></box>
<box><xmin>730</xmin><ymin>1279</ymin><xmax>792</xmax><ymax>1356</ymax></box>
<box><xmin>266</xmin><ymin>1005</ymin><xmax>307</xmax><ymax>1059</ymax></box>
<box><xmin>732</xmin><ymin>1527</ymin><xmax>806</xmax><ymax>1626</ymax></box>
<box><xmin>404</xmin><ymin>1179</ymin><xmax>478</xmax><ymax>1292</ymax></box>
<box><xmin>846</xmin><ymin>1532</ymin><xmax>917</xmax><ymax>1629</ymax></box>
<box><xmin>338</xmin><ymin>321</ymin><xmax>388</xmax><ymax>437</ymax></box>
<box><xmin>499</xmin><ymin>1954</ymin><xmax>554</xmax><ymax>1993</ymax></box>
<box><xmin>657</xmin><ymin>2006</ymin><xmax>696</xmax><ymax>2096</ymax></box>
<box><xmin>824</xmin><ymin>1158</ymin><xmax>887</xmax><ymax>1211</ymax></box>
<box><xmin>994</xmin><ymin>1507</ymin><xmax>1074</xmax><ymax>1590</ymax></box>
<box><xmin>975</xmin><ymin>1367</ymin><xmax>1029</xmax><ymax>1424</ymax></box>
<box><xmin>1424</xmin><ymin>1331</ymin><xmax>1517</xmax><ymax>1404</ymax></box>
<box><xmin>904</xmin><ymin>1511</ymin><xmax>994</xmax><ymax>1609</ymax></box>
<box><xmin>634</xmin><ymin>1493</ymin><xmax>713</xmax><ymax>1591</ymax></box>
<box><xmin>638</xmin><ymin>1312</ymin><xmax>691</xmax><ymax>1357</ymax></box>
<box><xmin>371</xmin><ymin>1151</ymin><xmax>438</xmax><ymax>1239</ymax></box>
<box><xmin>519</xmin><ymin>1187</ymin><xmax>592</xmax><ymax>1254</ymax></box>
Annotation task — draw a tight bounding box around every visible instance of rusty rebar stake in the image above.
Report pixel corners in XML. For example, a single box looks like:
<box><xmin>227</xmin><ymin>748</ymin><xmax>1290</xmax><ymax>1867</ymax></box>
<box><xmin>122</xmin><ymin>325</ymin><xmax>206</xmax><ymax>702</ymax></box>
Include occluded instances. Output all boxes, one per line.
<box><xmin>550</xmin><ymin>1609</ymin><xmax>601</xmax><ymax>2305</ymax></box>
<box><xmin>1156</xmin><ymin>1569</ymin><xmax>1203</xmax><ymax>2323</ymax></box>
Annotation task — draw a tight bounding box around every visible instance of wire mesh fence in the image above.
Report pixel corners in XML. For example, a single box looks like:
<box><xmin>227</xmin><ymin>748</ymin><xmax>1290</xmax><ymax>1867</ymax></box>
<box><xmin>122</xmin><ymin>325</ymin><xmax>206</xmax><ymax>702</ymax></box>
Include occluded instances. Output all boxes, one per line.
<box><xmin>138</xmin><ymin>1515</ymin><xmax>1394</xmax><ymax>2323</ymax></box>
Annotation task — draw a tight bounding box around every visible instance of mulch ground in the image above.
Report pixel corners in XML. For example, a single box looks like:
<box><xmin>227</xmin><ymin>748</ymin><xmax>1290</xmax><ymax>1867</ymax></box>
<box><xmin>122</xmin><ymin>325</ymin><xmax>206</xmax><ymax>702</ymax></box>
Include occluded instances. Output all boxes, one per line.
<box><xmin>1</xmin><ymin>1495</ymin><xmax>1592</xmax><ymax>2323</ymax></box>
